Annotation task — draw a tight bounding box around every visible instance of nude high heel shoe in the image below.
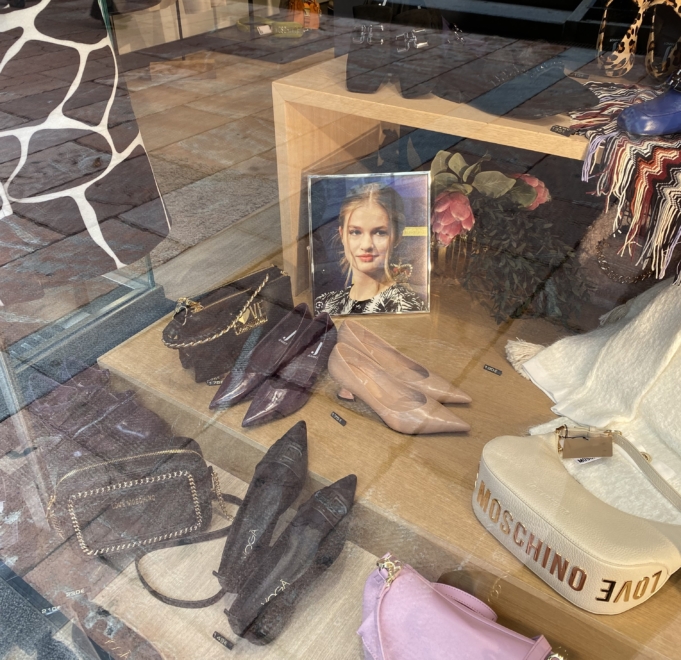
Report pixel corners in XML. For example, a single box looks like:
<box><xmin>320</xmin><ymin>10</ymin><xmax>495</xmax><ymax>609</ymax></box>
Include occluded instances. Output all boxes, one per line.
<box><xmin>338</xmin><ymin>320</ymin><xmax>471</xmax><ymax>404</ymax></box>
<box><xmin>328</xmin><ymin>344</ymin><xmax>470</xmax><ymax>435</ymax></box>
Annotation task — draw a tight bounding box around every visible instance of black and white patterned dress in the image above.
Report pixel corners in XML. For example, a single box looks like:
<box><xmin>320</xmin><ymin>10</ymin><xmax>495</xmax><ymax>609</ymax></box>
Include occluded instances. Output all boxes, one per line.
<box><xmin>314</xmin><ymin>283</ymin><xmax>426</xmax><ymax>315</ymax></box>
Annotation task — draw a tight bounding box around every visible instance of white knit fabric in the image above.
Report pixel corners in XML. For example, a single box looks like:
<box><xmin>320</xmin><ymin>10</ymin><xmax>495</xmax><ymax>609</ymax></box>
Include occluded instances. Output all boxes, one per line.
<box><xmin>522</xmin><ymin>279</ymin><xmax>681</xmax><ymax>524</ymax></box>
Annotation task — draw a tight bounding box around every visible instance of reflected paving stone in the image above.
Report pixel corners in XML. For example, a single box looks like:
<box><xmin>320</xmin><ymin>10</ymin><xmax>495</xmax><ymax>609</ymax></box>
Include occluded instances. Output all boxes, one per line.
<box><xmin>0</xmin><ymin>135</ymin><xmax>20</xmax><ymax>167</ymax></box>
<box><xmin>62</xmin><ymin>81</ymin><xmax>123</xmax><ymax>120</ymax></box>
<box><xmin>28</xmin><ymin>128</ymin><xmax>100</xmax><ymax>161</ymax></box>
<box><xmin>66</xmin><ymin>93</ymin><xmax>137</xmax><ymax>127</ymax></box>
<box><xmin>163</xmin><ymin>70</ymin><xmax>252</xmax><ymax>97</ymax></box>
<box><xmin>229</xmin><ymin>154</ymin><xmax>278</xmax><ymax>181</ymax></box>
<box><xmin>448</xmin><ymin>33</ymin><xmax>515</xmax><ymax>59</ymax></box>
<box><xmin>0</xmin><ymin>110</ymin><xmax>23</xmax><ymax>131</ymax></box>
<box><xmin>86</xmin><ymin>150</ymin><xmax>165</xmax><ymax>224</ymax></box>
<box><xmin>153</xmin><ymin>115</ymin><xmax>275</xmax><ymax>175</ymax></box>
<box><xmin>0</xmin><ymin>28</ymin><xmax>22</xmax><ymax>63</ymax></box>
<box><xmin>136</xmin><ymin>105</ymin><xmax>231</xmax><ymax>152</ymax></box>
<box><xmin>0</xmin><ymin>214</ymin><xmax>64</xmax><ymax>266</ymax></box>
<box><xmin>431</xmin><ymin>55</ymin><xmax>549</xmax><ymax>105</ymax></box>
<box><xmin>77</xmin><ymin>120</ymin><xmax>140</xmax><ymax>153</ymax></box>
<box><xmin>0</xmin><ymin>41</ymin><xmax>80</xmax><ymax>78</ymax></box>
<box><xmin>128</xmin><ymin>84</ymin><xmax>202</xmax><ymax>118</ymax></box>
<box><xmin>13</xmin><ymin>194</ymin><xmax>130</xmax><ymax>236</ymax></box>
<box><xmin>115</xmin><ymin>197</ymin><xmax>168</xmax><ymax>239</ymax></box>
<box><xmin>12</xmin><ymin>197</ymin><xmax>99</xmax><ymax>237</ymax></box>
<box><xmin>507</xmin><ymin>75</ymin><xmax>600</xmax><ymax>120</ymax></box>
<box><xmin>186</xmin><ymin>81</ymin><xmax>274</xmax><ymax>119</ymax></box>
<box><xmin>3</xmin><ymin>141</ymin><xmax>110</xmax><ymax>199</ymax></box>
<box><xmin>485</xmin><ymin>39</ymin><xmax>567</xmax><ymax>67</ymax></box>
<box><xmin>0</xmin><ymin>72</ymin><xmax>69</xmax><ymax>105</ymax></box>
<box><xmin>0</xmin><ymin>216</ymin><xmax>167</xmax><ymax>300</ymax></box>
<box><xmin>124</xmin><ymin>168</ymin><xmax>277</xmax><ymax>247</ymax></box>
<box><xmin>0</xmin><ymin>84</ymin><xmax>102</xmax><ymax>121</ymax></box>
<box><xmin>147</xmin><ymin>155</ymin><xmax>207</xmax><ymax>195</ymax></box>
<box><xmin>121</xmin><ymin>66</ymin><xmax>195</xmax><ymax>93</ymax></box>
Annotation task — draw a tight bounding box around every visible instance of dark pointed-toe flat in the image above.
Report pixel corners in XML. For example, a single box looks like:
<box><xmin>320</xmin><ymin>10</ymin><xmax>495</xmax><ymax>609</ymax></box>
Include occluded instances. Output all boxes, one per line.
<box><xmin>241</xmin><ymin>314</ymin><xmax>337</xmax><ymax>427</ymax></box>
<box><xmin>242</xmin><ymin>515</ymin><xmax>351</xmax><ymax>646</ymax></box>
<box><xmin>213</xmin><ymin>421</ymin><xmax>308</xmax><ymax>593</ymax></box>
<box><xmin>209</xmin><ymin>303</ymin><xmax>314</xmax><ymax>409</ymax></box>
<box><xmin>226</xmin><ymin>474</ymin><xmax>357</xmax><ymax>640</ymax></box>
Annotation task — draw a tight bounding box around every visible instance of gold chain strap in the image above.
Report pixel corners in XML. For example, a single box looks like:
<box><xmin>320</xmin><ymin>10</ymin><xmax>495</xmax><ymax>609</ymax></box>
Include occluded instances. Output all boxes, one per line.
<box><xmin>211</xmin><ymin>470</ymin><xmax>233</xmax><ymax>520</ymax></box>
<box><xmin>163</xmin><ymin>274</ymin><xmax>270</xmax><ymax>349</ymax></box>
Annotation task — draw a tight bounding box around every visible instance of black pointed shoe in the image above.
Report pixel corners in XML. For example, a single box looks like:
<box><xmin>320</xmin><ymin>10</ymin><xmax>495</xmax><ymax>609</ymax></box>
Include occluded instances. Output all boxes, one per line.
<box><xmin>209</xmin><ymin>303</ymin><xmax>315</xmax><ymax>410</ymax></box>
<box><xmin>241</xmin><ymin>314</ymin><xmax>337</xmax><ymax>427</ymax></box>
<box><xmin>213</xmin><ymin>421</ymin><xmax>308</xmax><ymax>593</ymax></box>
<box><xmin>226</xmin><ymin>474</ymin><xmax>357</xmax><ymax>639</ymax></box>
<box><xmin>241</xmin><ymin>516</ymin><xmax>351</xmax><ymax>645</ymax></box>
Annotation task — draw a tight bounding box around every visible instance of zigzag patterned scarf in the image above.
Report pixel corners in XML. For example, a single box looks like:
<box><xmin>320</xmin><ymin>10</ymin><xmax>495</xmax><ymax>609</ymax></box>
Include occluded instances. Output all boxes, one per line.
<box><xmin>569</xmin><ymin>82</ymin><xmax>681</xmax><ymax>283</ymax></box>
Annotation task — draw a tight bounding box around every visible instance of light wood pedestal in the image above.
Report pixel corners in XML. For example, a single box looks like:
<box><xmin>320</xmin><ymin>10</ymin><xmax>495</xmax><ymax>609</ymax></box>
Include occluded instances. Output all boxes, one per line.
<box><xmin>272</xmin><ymin>55</ymin><xmax>590</xmax><ymax>294</ymax></box>
<box><xmin>99</xmin><ymin>281</ymin><xmax>681</xmax><ymax>660</ymax></box>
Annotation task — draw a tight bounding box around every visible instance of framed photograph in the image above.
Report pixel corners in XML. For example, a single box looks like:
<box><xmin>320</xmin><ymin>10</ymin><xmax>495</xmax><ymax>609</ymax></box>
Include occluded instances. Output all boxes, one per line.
<box><xmin>308</xmin><ymin>172</ymin><xmax>430</xmax><ymax>317</ymax></box>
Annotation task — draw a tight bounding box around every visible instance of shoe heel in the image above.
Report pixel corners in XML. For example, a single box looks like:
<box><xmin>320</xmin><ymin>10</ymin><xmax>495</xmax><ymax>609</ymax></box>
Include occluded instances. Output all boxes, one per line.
<box><xmin>337</xmin><ymin>388</ymin><xmax>356</xmax><ymax>402</ymax></box>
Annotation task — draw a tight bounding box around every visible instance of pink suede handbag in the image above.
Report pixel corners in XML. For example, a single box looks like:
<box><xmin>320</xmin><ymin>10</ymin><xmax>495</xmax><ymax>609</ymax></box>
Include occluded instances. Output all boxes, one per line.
<box><xmin>358</xmin><ymin>554</ymin><xmax>556</xmax><ymax>660</ymax></box>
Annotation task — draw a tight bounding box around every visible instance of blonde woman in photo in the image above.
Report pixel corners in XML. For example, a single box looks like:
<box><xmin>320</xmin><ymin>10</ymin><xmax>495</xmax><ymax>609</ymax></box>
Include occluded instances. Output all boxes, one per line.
<box><xmin>314</xmin><ymin>183</ymin><xmax>425</xmax><ymax>315</ymax></box>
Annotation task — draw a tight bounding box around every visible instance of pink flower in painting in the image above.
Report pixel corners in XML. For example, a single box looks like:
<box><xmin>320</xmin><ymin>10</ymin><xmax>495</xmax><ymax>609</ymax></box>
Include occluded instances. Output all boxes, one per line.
<box><xmin>514</xmin><ymin>174</ymin><xmax>551</xmax><ymax>210</ymax></box>
<box><xmin>432</xmin><ymin>191</ymin><xmax>475</xmax><ymax>246</ymax></box>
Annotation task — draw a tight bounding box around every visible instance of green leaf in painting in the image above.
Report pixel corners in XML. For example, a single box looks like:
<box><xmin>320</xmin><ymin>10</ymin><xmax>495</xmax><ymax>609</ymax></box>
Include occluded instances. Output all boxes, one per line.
<box><xmin>432</xmin><ymin>173</ymin><xmax>460</xmax><ymax>198</ymax></box>
<box><xmin>462</xmin><ymin>160</ymin><xmax>482</xmax><ymax>183</ymax></box>
<box><xmin>448</xmin><ymin>183</ymin><xmax>473</xmax><ymax>195</ymax></box>
<box><xmin>448</xmin><ymin>152</ymin><xmax>468</xmax><ymax>178</ymax></box>
<box><xmin>472</xmin><ymin>171</ymin><xmax>515</xmax><ymax>198</ymax></box>
<box><xmin>431</xmin><ymin>151</ymin><xmax>452</xmax><ymax>178</ymax></box>
<box><xmin>508</xmin><ymin>180</ymin><xmax>538</xmax><ymax>208</ymax></box>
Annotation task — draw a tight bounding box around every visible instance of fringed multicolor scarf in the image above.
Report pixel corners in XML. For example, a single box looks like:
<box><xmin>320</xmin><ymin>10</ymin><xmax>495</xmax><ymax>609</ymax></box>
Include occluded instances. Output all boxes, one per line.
<box><xmin>569</xmin><ymin>82</ymin><xmax>681</xmax><ymax>283</ymax></box>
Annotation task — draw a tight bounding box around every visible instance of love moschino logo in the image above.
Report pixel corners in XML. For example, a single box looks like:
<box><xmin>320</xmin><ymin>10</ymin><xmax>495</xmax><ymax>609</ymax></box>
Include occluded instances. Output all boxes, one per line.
<box><xmin>476</xmin><ymin>480</ymin><xmax>666</xmax><ymax>605</ymax></box>
<box><xmin>476</xmin><ymin>481</ymin><xmax>587</xmax><ymax>592</ymax></box>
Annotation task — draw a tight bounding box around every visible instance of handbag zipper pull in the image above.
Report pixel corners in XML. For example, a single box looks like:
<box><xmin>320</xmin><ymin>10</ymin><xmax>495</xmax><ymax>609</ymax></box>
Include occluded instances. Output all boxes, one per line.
<box><xmin>377</xmin><ymin>554</ymin><xmax>402</xmax><ymax>586</ymax></box>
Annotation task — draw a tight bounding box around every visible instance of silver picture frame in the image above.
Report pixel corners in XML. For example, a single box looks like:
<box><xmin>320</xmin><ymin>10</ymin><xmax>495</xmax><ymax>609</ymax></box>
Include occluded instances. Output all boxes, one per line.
<box><xmin>308</xmin><ymin>172</ymin><xmax>431</xmax><ymax>317</ymax></box>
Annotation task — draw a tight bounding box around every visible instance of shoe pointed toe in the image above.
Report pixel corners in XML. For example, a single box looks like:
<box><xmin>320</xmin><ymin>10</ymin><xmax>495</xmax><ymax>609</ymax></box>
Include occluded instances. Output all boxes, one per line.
<box><xmin>438</xmin><ymin>385</ymin><xmax>472</xmax><ymax>405</ymax></box>
<box><xmin>209</xmin><ymin>371</ymin><xmax>260</xmax><ymax>409</ymax></box>
<box><xmin>421</xmin><ymin>404</ymin><xmax>470</xmax><ymax>434</ymax></box>
<box><xmin>331</xmin><ymin>473</ymin><xmax>358</xmax><ymax>502</ymax></box>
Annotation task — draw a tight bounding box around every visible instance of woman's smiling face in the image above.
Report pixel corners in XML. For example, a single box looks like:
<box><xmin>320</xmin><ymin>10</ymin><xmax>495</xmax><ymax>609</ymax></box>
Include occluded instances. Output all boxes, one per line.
<box><xmin>341</xmin><ymin>202</ymin><xmax>393</xmax><ymax>277</ymax></box>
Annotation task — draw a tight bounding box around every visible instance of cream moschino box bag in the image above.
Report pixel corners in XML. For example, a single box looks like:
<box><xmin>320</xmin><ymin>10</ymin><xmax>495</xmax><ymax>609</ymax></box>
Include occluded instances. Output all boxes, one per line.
<box><xmin>473</xmin><ymin>427</ymin><xmax>681</xmax><ymax>615</ymax></box>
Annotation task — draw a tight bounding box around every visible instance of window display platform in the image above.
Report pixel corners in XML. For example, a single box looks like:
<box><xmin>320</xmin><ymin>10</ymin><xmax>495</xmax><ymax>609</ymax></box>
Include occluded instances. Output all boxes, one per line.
<box><xmin>98</xmin><ymin>279</ymin><xmax>681</xmax><ymax>660</ymax></box>
<box><xmin>272</xmin><ymin>54</ymin><xmax>593</xmax><ymax>294</ymax></box>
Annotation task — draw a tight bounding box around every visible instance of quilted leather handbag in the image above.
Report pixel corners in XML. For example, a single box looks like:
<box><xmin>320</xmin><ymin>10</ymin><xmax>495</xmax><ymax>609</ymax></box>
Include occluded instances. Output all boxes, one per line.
<box><xmin>358</xmin><ymin>554</ymin><xmax>555</xmax><ymax>660</ymax></box>
<box><xmin>474</xmin><ymin>429</ymin><xmax>681</xmax><ymax>615</ymax></box>
<box><xmin>162</xmin><ymin>265</ymin><xmax>293</xmax><ymax>383</ymax></box>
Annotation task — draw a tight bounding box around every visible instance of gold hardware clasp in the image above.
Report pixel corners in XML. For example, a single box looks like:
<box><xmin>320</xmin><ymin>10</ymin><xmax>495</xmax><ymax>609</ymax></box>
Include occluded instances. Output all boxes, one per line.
<box><xmin>175</xmin><ymin>297</ymin><xmax>204</xmax><ymax>317</ymax></box>
<box><xmin>377</xmin><ymin>554</ymin><xmax>402</xmax><ymax>586</ymax></box>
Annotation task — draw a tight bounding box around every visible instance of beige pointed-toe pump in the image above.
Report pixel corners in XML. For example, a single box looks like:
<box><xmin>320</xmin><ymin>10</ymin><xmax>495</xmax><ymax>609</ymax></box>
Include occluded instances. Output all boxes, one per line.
<box><xmin>328</xmin><ymin>343</ymin><xmax>470</xmax><ymax>435</ymax></box>
<box><xmin>338</xmin><ymin>320</ymin><xmax>471</xmax><ymax>404</ymax></box>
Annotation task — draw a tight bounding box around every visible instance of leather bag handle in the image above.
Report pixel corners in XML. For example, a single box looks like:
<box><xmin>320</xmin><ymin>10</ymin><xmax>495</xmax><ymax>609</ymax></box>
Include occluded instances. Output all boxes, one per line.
<box><xmin>135</xmin><ymin>493</ymin><xmax>242</xmax><ymax>609</ymax></box>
